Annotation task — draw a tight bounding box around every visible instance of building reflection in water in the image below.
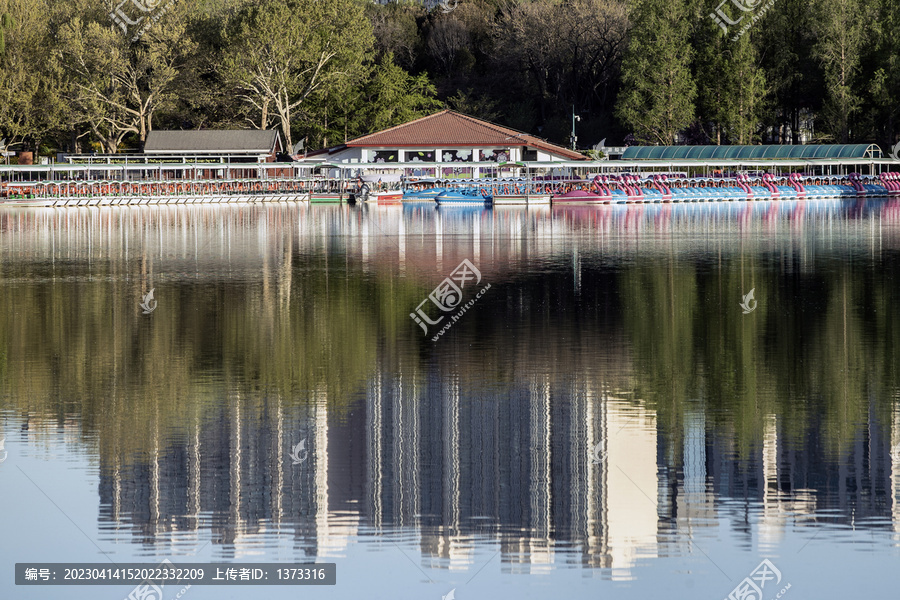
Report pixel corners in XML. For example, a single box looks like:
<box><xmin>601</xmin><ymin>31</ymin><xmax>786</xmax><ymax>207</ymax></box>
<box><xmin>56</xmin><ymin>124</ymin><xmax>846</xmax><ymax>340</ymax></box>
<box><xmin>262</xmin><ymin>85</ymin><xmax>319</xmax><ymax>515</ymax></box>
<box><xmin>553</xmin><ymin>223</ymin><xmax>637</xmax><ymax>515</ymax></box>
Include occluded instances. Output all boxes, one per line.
<box><xmin>92</xmin><ymin>373</ymin><xmax>900</xmax><ymax>580</ymax></box>
<box><xmin>2</xmin><ymin>200</ymin><xmax>899</xmax><ymax>580</ymax></box>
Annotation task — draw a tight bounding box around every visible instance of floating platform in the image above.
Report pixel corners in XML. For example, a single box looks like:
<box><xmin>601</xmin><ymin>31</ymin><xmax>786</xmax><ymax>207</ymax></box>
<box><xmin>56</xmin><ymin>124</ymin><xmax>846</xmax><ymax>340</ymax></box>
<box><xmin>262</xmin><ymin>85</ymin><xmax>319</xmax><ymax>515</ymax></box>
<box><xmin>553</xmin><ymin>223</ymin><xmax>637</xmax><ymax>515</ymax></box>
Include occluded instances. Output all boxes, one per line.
<box><xmin>308</xmin><ymin>193</ymin><xmax>344</xmax><ymax>203</ymax></box>
<box><xmin>492</xmin><ymin>194</ymin><xmax>551</xmax><ymax>205</ymax></box>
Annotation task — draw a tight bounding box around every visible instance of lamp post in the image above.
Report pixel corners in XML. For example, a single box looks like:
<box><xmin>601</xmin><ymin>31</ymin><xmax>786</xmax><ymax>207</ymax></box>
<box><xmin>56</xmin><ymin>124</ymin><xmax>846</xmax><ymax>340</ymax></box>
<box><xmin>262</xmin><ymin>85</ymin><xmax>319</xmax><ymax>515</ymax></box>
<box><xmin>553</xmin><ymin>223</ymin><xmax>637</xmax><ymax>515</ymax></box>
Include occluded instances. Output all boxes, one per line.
<box><xmin>571</xmin><ymin>106</ymin><xmax>581</xmax><ymax>151</ymax></box>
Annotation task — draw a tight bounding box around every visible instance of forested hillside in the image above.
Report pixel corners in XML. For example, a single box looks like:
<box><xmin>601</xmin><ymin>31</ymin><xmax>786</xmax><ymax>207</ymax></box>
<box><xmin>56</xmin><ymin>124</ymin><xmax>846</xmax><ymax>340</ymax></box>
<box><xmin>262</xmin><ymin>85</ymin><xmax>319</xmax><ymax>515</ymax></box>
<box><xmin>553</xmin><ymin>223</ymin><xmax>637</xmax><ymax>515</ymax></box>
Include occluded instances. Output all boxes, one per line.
<box><xmin>0</xmin><ymin>0</ymin><xmax>897</xmax><ymax>155</ymax></box>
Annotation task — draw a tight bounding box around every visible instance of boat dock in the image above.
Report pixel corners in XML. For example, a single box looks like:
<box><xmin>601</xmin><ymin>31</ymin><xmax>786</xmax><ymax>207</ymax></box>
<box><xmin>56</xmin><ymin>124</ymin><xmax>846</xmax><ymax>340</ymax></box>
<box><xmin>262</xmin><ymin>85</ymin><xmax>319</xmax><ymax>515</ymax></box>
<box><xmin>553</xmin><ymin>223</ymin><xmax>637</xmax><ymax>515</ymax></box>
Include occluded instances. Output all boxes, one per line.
<box><xmin>1</xmin><ymin>150</ymin><xmax>898</xmax><ymax>206</ymax></box>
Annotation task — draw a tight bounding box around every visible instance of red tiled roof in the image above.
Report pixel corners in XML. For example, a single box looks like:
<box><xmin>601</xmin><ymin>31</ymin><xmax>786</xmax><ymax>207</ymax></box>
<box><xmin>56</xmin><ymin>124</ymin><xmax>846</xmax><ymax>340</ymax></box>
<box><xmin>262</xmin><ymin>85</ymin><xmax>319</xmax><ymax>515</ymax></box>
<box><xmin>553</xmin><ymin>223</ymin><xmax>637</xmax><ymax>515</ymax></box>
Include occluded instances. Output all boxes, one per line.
<box><xmin>343</xmin><ymin>110</ymin><xmax>585</xmax><ymax>160</ymax></box>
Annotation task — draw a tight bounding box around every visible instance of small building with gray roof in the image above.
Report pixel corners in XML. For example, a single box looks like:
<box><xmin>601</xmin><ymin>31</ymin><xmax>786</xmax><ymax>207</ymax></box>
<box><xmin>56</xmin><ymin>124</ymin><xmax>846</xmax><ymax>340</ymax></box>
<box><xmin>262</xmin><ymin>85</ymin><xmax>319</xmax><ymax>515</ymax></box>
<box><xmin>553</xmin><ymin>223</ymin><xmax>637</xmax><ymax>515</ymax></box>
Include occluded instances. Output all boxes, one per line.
<box><xmin>143</xmin><ymin>130</ymin><xmax>284</xmax><ymax>163</ymax></box>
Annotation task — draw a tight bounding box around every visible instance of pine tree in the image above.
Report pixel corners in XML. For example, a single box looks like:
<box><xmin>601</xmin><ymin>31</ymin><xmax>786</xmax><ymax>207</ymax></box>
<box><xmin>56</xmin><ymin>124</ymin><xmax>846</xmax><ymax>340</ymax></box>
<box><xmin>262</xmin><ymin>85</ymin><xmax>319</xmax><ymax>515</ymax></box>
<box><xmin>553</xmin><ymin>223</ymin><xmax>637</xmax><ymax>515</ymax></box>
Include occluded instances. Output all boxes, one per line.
<box><xmin>813</xmin><ymin>0</ymin><xmax>873</xmax><ymax>142</ymax></box>
<box><xmin>756</xmin><ymin>0</ymin><xmax>822</xmax><ymax>144</ymax></box>
<box><xmin>616</xmin><ymin>0</ymin><xmax>696</xmax><ymax>145</ymax></box>
<box><xmin>693</xmin><ymin>15</ymin><xmax>766</xmax><ymax>144</ymax></box>
<box><xmin>862</xmin><ymin>0</ymin><xmax>897</xmax><ymax>147</ymax></box>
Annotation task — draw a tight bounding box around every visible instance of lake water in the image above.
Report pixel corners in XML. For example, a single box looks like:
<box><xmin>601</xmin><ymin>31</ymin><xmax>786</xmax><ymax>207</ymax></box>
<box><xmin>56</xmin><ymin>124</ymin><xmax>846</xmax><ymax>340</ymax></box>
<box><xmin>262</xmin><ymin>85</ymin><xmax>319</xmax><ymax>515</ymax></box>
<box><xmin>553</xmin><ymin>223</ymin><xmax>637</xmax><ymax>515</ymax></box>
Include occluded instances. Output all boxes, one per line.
<box><xmin>2</xmin><ymin>199</ymin><xmax>900</xmax><ymax>600</ymax></box>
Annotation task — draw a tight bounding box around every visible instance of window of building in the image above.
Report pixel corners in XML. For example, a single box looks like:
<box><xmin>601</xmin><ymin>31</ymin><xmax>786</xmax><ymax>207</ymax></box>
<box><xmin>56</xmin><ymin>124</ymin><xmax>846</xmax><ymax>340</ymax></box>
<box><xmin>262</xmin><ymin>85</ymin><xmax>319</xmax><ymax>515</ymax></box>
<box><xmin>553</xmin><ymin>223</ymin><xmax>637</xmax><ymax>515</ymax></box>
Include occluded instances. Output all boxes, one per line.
<box><xmin>369</xmin><ymin>150</ymin><xmax>399</xmax><ymax>163</ymax></box>
<box><xmin>441</xmin><ymin>150</ymin><xmax>472</xmax><ymax>162</ymax></box>
<box><xmin>407</xmin><ymin>150</ymin><xmax>435</xmax><ymax>162</ymax></box>
<box><xmin>480</xmin><ymin>149</ymin><xmax>511</xmax><ymax>162</ymax></box>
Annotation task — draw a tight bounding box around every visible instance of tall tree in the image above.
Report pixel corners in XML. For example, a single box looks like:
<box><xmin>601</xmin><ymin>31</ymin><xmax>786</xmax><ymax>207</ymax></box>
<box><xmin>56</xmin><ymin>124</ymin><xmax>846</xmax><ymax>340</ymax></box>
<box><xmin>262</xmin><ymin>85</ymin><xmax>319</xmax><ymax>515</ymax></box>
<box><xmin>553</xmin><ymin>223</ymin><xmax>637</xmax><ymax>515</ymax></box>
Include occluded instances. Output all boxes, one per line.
<box><xmin>426</xmin><ymin>15</ymin><xmax>471</xmax><ymax>79</ymax></box>
<box><xmin>571</xmin><ymin>0</ymin><xmax>629</xmax><ymax>119</ymax></box>
<box><xmin>616</xmin><ymin>0</ymin><xmax>696</xmax><ymax>145</ymax></box>
<box><xmin>359</xmin><ymin>53</ymin><xmax>442</xmax><ymax>133</ymax></box>
<box><xmin>726</xmin><ymin>35</ymin><xmax>767</xmax><ymax>144</ymax></box>
<box><xmin>0</xmin><ymin>0</ymin><xmax>63</xmax><ymax>152</ymax></box>
<box><xmin>493</xmin><ymin>0</ymin><xmax>628</xmax><ymax>143</ymax></box>
<box><xmin>55</xmin><ymin>9</ymin><xmax>192</xmax><ymax>152</ymax></box>
<box><xmin>867</xmin><ymin>0</ymin><xmax>900</xmax><ymax>148</ymax></box>
<box><xmin>55</xmin><ymin>18</ymin><xmax>138</xmax><ymax>153</ymax></box>
<box><xmin>318</xmin><ymin>53</ymin><xmax>440</xmax><ymax>147</ymax></box>
<box><xmin>693</xmin><ymin>17</ymin><xmax>766</xmax><ymax>144</ymax></box>
<box><xmin>366</xmin><ymin>1</ymin><xmax>423</xmax><ymax>71</ymax></box>
<box><xmin>813</xmin><ymin>0</ymin><xmax>873</xmax><ymax>142</ymax></box>
<box><xmin>494</xmin><ymin>1</ymin><xmax>565</xmax><ymax>126</ymax></box>
<box><xmin>222</xmin><ymin>0</ymin><xmax>373</xmax><ymax>150</ymax></box>
<box><xmin>756</xmin><ymin>0</ymin><xmax>821</xmax><ymax>143</ymax></box>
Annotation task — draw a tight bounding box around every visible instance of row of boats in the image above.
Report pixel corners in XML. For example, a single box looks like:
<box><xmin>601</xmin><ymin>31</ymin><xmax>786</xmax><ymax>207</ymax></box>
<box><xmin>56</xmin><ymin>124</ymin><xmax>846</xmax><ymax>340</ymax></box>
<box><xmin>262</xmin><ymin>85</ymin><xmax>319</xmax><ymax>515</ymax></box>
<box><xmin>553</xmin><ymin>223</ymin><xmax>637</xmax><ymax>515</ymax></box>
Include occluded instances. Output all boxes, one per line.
<box><xmin>3</xmin><ymin>172</ymin><xmax>899</xmax><ymax>206</ymax></box>
<box><xmin>375</xmin><ymin>173</ymin><xmax>897</xmax><ymax>205</ymax></box>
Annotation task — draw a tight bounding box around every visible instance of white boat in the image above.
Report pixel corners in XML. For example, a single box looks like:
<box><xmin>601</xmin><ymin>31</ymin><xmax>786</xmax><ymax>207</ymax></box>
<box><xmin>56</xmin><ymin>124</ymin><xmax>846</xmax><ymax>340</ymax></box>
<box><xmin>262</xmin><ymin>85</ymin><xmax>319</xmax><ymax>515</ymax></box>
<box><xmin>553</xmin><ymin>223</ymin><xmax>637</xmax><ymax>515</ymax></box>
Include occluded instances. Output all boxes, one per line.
<box><xmin>357</xmin><ymin>173</ymin><xmax>403</xmax><ymax>203</ymax></box>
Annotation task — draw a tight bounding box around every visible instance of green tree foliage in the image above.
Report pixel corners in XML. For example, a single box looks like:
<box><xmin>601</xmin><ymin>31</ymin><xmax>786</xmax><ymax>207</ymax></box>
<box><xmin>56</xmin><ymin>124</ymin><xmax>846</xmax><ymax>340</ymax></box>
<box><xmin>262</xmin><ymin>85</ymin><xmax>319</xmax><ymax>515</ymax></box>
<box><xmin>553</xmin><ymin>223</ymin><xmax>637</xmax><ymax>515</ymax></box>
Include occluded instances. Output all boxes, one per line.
<box><xmin>757</xmin><ymin>0</ymin><xmax>823</xmax><ymax>143</ymax></box>
<box><xmin>55</xmin><ymin>2</ymin><xmax>197</xmax><ymax>153</ymax></box>
<box><xmin>616</xmin><ymin>0</ymin><xmax>696</xmax><ymax>144</ymax></box>
<box><xmin>866</xmin><ymin>0</ymin><xmax>900</xmax><ymax>147</ymax></box>
<box><xmin>693</xmin><ymin>17</ymin><xmax>766</xmax><ymax>144</ymax></box>
<box><xmin>0</xmin><ymin>0</ymin><xmax>63</xmax><ymax>152</ymax></box>
<box><xmin>356</xmin><ymin>53</ymin><xmax>443</xmax><ymax>134</ymax></box>
<box><xmin>221</xmin><ymin>0</ymin><xmax>373</xmax><ymax>150</ymax></box>
<box><xmin>812</xmin><ymin>0</ymin><xmax>874</xmax><ymax>143</ymax></box>
<box><xmin>4</xmin><ymin>0</ymin><xmax>900</xmax><ymax>153</ymax></box>
<box><xmin>315</xmin><ymin>53</ymin><xmax>441</xmax><ymax>147</ymax></box>
<box><xmin>446</xmin><ymin>88</ymin><xmax>501</xmax><ymax>122</ymax></box>
<box><xmin>0</xmin><ymin>11</ymin><xmax>12</xmax><ymax>54</ymax></box>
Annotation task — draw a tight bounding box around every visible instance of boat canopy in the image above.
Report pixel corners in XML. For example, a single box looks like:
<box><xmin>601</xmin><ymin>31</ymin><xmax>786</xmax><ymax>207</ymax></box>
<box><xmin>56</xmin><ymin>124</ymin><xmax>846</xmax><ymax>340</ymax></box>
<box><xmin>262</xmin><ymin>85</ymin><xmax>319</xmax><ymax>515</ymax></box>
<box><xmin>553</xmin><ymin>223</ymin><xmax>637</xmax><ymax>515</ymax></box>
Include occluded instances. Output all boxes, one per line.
<box><xmin>621</xmin><ymin>144</ymin><xmax>882</xmax><ymax>161</ymax></box>
<box><xmin>361</xmin><ymin>174</ymin><xmax>402</xmax><ymax>183</ymax></box>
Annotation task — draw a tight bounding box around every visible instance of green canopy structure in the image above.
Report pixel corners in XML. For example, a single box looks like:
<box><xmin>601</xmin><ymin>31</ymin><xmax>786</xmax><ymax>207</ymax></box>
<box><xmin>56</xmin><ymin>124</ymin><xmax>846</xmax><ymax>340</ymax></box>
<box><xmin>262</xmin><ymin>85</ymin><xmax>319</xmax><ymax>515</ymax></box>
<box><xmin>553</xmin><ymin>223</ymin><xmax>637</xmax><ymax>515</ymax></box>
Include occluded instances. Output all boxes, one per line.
<box><xmin>621</xmin><ymin>144</ymin><xmax>882</xmax><ymax>161</ymax></box>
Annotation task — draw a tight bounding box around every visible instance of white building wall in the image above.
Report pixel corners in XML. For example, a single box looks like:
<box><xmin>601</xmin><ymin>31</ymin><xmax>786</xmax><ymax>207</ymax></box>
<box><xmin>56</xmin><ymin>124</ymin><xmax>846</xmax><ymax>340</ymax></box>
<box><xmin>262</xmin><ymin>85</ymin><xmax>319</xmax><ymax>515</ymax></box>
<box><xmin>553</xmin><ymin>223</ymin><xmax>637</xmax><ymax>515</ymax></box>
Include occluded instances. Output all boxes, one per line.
<box><xmin>308</xmin><ymin>145</ymin><xmax>577</xmax><ymax>164</ymax></box>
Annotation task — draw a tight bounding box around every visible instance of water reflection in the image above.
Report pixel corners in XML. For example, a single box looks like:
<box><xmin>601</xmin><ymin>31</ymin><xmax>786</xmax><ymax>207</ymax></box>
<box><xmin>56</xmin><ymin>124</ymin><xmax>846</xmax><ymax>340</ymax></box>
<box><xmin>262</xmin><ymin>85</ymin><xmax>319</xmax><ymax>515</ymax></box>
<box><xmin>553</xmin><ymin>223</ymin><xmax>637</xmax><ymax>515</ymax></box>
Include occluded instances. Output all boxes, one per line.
<box><xmin>1</xmin><ymin>200</ymin><xmax>900</xmax><ymax>586</ymax></box>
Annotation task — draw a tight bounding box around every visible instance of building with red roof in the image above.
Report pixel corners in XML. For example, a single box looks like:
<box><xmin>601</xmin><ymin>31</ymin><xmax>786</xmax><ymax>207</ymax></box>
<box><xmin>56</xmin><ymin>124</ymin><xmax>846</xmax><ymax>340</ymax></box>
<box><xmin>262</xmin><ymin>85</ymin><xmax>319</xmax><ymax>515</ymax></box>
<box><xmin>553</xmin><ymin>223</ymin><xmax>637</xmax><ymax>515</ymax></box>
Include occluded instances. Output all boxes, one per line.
<box><xmin>304</xmin><ymin>110</ymin><xmax>586</xmax><ymax>164</ymax></box>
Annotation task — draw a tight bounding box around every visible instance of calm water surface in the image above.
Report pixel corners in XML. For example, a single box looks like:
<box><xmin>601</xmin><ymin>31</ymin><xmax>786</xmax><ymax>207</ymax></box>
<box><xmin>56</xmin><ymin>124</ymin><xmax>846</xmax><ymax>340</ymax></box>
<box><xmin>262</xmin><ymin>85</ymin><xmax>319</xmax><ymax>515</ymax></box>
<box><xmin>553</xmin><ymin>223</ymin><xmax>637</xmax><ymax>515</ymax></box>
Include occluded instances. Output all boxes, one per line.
<box><xmin>2</xmin><ymin>200</ymin><xmax>900</xmax><ymax>599</ymax></box>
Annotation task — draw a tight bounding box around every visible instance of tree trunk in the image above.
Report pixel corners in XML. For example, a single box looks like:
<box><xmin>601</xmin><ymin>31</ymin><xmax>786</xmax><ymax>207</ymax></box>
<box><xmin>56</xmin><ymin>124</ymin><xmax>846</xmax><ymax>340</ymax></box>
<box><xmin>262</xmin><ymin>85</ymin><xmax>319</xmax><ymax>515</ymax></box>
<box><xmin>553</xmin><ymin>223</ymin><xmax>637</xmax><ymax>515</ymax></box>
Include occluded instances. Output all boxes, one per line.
<box><xmin>791</xmin><ymin>108</ymin><xmax>800</xmax><ymax>144</ymax></box>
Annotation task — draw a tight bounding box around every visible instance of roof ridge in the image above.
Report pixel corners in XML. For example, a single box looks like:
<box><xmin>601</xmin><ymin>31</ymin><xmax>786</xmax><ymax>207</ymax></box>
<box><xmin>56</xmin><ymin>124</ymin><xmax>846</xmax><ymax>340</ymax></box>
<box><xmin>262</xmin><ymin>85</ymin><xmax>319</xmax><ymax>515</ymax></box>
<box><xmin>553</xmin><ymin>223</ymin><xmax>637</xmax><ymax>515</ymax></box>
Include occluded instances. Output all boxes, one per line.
<box><xmin>448</xmin><ymin>113</ymin><xmax>519</xmax><ymax>146</ymax></box>
<box><xmin>450</xmin><ymin>111</ymin><xmax>532</xmax><ymax>142</ymax></box>
<box><xmin>349</xmin><ymin>110</ymin><xmax>453</xmax><ymax>144</ymax></box>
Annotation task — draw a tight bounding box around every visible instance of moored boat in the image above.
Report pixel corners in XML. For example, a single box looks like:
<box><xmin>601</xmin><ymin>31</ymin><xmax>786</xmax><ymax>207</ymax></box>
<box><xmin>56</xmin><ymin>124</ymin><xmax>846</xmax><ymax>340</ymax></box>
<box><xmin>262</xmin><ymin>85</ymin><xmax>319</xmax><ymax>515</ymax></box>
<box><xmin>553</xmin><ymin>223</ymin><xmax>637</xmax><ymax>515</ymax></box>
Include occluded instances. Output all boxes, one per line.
<box><xmin>370</xmin><ymin>190</ymin><xmax>404</xmax><ymax>204</ymax></box>
<box><xmin>356</xmin><ymin>173</ymin><xmax>403</xmax><ymax>203</ymax></box>
<box><xmin>435</xmin><ymin>188</ymin><xmax>491</xmax><ymax>205</ymax></box>
<box><xmin>552</xmin><ymin>190</ymin><xmax>609</xmax><ymax>203</ymax></box>
<box><xmin>402</xmin><ymin>178</ymin><xmax>444</xmax><ymax>201</ymax></box>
